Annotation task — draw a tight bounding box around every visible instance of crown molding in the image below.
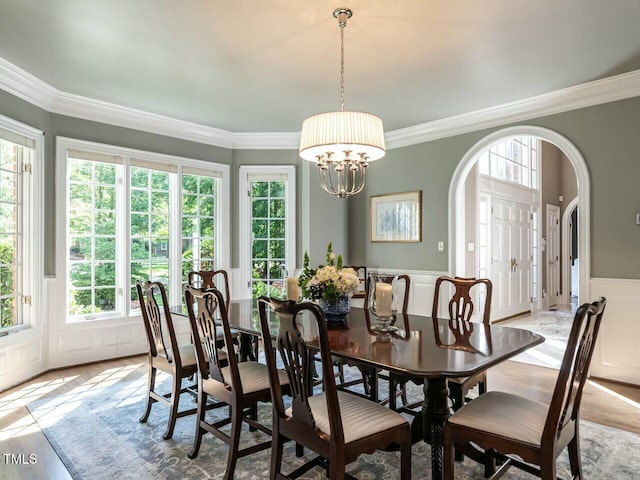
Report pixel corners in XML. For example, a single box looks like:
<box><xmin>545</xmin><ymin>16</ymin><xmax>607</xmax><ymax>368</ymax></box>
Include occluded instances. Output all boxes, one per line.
<box><xmin>51</xmin><ymin>90</ymin><xmax>234</xmax><ymax>149</ymax></box>
<box><xmin>385</xmin><ymin>69</ymin><xmax>640</xmax><ymax>149</ymax></box>
<box><xmin>231</xmin><ymin>131</ymin><xmax>300</xmax><ymax>149</ymax></box>
<box><xmin>0</xmin><ymin>57</ymin><xmax>56</xmax><ymax>110</ymax></box>
<box><xmin>1</xmin><ymin>56</ymin><xmax>639</xmax><ymax>151</ymax></box>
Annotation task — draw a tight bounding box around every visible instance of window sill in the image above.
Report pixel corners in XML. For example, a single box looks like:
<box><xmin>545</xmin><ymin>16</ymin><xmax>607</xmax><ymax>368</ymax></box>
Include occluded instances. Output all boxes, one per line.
<box><xmin>0</xmin><ymin>325</ymin><xmax>36</xmax><ymax>347</ymax></box>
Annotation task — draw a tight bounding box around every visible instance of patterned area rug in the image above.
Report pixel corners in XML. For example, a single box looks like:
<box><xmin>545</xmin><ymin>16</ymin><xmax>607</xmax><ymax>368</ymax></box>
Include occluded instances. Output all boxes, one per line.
<box><xmin>28</xmin><ymin>362</ymin><xmax>640</xmax><ymax>479</ymax></box>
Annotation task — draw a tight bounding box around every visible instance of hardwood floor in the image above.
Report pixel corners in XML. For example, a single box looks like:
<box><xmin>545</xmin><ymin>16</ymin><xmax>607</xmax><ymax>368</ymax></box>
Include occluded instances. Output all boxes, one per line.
<box><xmin>1</xmin><ymin>355</ymin><xmax>639</xmax><ymax>479</ymax></box>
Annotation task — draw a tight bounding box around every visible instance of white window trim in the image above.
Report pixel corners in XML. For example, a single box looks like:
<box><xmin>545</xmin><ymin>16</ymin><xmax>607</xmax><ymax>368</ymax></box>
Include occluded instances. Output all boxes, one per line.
<box><xmin>56</xmin><ymin>136</ymin><xmax>230</xmax><ymax>325</ymax></box>
<box><xmin>238</xmin><ymin>165</ymin><xmax>296</xmax><ymax>300</ymax></box>
<box><xmin>0</xmin><ymin>113</ymin><xmax>44</xmax><ymax>344</ymax></box>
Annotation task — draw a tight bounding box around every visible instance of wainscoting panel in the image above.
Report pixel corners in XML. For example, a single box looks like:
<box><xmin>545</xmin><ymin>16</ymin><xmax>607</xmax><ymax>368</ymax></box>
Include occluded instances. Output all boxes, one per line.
<box><xmin>0</xmin><ymin>332</ymin><xmax>47</xmax><ymax>392</ymax></box>
<box><xmin>589</xmin><ymin>278</ymin><xmax>640</xmax><ymax>386</ymax></box>
<box><xmin>52</xmin><ymin>321</ymin><xmax>147</xmax><ymax>369</ymax></box>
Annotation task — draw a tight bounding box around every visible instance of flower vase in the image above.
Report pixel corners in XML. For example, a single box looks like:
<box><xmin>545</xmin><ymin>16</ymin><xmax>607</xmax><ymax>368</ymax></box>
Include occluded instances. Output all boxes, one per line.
<box><xmin>318</xmin><ymin>295</ymin><xmax>351</xmax><ymax>322</ymax></box>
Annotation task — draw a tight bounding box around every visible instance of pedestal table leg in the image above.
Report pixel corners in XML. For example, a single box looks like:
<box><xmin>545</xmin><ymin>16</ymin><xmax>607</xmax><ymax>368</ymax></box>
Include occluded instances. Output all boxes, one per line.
<box><xmin>422</xmin><ymin>378</ymin><xmax>450</xmax><ymax>480</ymax></box>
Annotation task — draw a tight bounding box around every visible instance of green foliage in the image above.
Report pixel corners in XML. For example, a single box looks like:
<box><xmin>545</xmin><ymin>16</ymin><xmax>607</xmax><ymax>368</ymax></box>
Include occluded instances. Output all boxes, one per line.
<box><xmin>252</xmin><ymin>280</ymin><xmax>283</xmax><ymax>301</ymax></box>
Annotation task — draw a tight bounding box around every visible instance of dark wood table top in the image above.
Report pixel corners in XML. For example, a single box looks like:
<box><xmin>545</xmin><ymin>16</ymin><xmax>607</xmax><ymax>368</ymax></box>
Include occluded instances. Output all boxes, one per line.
<box><xmin>173</xmin><ymin>298</ymin><xmax>544</xmax><ymax>380</ymax></box>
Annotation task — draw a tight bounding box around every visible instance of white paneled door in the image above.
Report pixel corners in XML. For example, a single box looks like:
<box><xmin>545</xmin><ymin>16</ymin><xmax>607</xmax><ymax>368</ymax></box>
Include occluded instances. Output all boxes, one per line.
<box><xmin>490</xmin><ymin>197</ymin><xmax>532</xmax><ymax>321</ymax></box>
<box><xmin>546</xmin><ymin>204</ymin><xmax>560</xmax><ymax>307</ymax></box>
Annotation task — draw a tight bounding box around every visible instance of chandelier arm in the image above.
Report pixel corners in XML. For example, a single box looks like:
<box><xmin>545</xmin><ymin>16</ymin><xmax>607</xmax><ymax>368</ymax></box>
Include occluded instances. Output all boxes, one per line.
<box><xmin>324</xmin><ymin>164</ymin><xmax>340</xmax><ymax>195</ymax></box>
<box><xmin>319</xmin><ymin>168</ymin><xmax>336</xmax><ymax>195</ymax></box>
<box><xmin>352</xmin><ymin>169</ymin><xmax>366</xmax><ymax>196</ymax></box>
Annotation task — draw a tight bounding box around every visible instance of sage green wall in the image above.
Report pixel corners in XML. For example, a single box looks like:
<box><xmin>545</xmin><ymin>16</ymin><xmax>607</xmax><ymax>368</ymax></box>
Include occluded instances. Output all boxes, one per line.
<box><xmin>348</xmin><ymin>133</ymin><xmax>487</xmax><ymax>271</ymax></box>
<box><xmin>230</xmin><ymin>150</ymin><xmax>349</xmax><ymax>269</ymax></box>
<box><xmin>349</xmin><ymin>96</ymin><xmax>640</xmax><ymax>279</ymax></box>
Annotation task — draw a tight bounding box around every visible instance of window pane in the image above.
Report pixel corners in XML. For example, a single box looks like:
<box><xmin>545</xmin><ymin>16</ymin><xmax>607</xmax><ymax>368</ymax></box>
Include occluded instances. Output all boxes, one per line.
<box><xmin>94</xmin><ymin>263</ymin><xmax>116</xmax><ymax>286</ymax></box>
<box><xmin>252</xmin><ymin>181</ymin><xmax>269</xmax><ymax>198</ymax></box>
<box><xmin>95</xmin><ymin>186</ymin><xmax>115</xmax><ymax>210</ymax></box>
<box><xmin>252</xmin><ymin>199</ymin><xmax>268</xmax><ymax>218</ymax></box>
<box><xmin>70</xmin><ymin>237</ymin><xmax>92</xmax><ymax>261</ymax></box>
<box><xmin>252</xmin><ymin>219</ymin><xmax>268</xmax><ymax>239</ymax></box>
<box><xmin>131</xmin><ymin>189</ymin><xmax>148</xmax><ymax>212</ymax></box>
<box><xmin>270</xmin><ymin>219</ymin><xmax>285</xmax><ymax>238</ymax></box>
<box><xmin>96</xmin><ymin>288</ymin><xmax>116</xmax><ymax>312</ymax></box>
<box><xmin>95</xmin><ymin>212</ymin><xmax>116</xmax><ymax>235</ymax></box>
<box><xmin>270</xmin><ymin>199</ymin><xmax>285</xmax><ymax>218</ymax></box>
<box><xmin>270</xmin><ymin>181</ymin><xmax>285</xmax><ymax>197</ymax></box>
<box><xmin>95</xmin><ymin>238</ymin><xmax>115</xmax><ymax>261</ymax></box>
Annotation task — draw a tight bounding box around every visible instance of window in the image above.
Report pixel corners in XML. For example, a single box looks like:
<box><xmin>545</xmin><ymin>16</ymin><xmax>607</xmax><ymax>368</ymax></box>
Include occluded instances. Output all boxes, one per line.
<box><xmin>62</xmin><ymin>139</ymin><xmax>228</xmax><ymax>321</ymax></box>
<box><xmin>478</xmin><ymin>136</ymin><xmax>540</xmax><ymax>189</ymax></box>
<box><xmin>239</xmin><ymin>166</ymin><xmax>295</xmax><ymax>301</ymax></box>
<box><xmin>0</xmin><ymin>117</ymin><xmax>42</xmax><ymax>333</ymax></box>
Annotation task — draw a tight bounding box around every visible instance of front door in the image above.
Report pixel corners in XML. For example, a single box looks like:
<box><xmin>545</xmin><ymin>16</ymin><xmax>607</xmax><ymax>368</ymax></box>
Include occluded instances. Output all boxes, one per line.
<box><xmin>490</xmin><ymin>197</ymin><xmax>532</xmax><ymax>320</ymax></box>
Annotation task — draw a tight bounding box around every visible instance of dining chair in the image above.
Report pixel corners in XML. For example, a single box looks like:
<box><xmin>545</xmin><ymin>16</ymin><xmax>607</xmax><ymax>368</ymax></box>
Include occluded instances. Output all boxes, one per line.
<box><xmin>389</xmin><ymin>276</ymin><xmax>492</xmax><ymax>413</ymax></box>
<box><xmin>187</xmin><ymin>269</ymin><xmax>251</xmax><ymax>358</ymax></box>
<box><xmin>258</xmin><ymin>296</ymin><xmax>412</xmax><ymax>480</ymax></box>
<box><xmin>137</xmin><ymin>280</ymin><xmax>198</xmax><ymax>440</ymax></box>
<box><xmin>443</xmin><ymin>297</ymin><xmax>607</xmax><ymax>480</ymax></box>
<box><xmin>185</xmin><ymin>286</ymin><xmax>289</xmax><ymax>479</ymax></box>
<box><xmin>346</xmin><ymin>265</ymin><xmax>367</xmax><ymax>299</ymax></box>
<box><xmin>187</xmin><ymin>269</ymin><xmax>231</xmax><ymax>314</ymax></box>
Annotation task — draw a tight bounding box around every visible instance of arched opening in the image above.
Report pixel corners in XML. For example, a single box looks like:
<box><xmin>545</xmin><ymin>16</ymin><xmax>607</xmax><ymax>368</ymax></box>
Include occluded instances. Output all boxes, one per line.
<box><xmin>448</xmin><ymin>126</ymin><xmax>590</xmax><ymax>315</ymax></box>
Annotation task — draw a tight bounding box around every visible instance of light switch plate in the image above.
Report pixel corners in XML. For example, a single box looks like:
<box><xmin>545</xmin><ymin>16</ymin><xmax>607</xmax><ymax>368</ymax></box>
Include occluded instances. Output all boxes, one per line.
<box><xmin>636</xmin><ymin>213</ymin><xmax>640</xmax><ymax>225</ymax></box>
<box><xmin>467</xmin><ymin>242</ymin><xmax>475</xmax><ymax>252</ymax></box>
<box><xmin>437</xmin><ymin>241</ymin><xmax>444</xmax><ymax>252</ymax></box>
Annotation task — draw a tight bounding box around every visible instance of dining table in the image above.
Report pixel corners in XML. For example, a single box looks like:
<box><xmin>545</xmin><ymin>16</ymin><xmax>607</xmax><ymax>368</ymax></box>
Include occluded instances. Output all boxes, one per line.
<box><xmin>173</xmin><ymin>298</ymin><xmax>544</xmax><ymax>480</ymax></box>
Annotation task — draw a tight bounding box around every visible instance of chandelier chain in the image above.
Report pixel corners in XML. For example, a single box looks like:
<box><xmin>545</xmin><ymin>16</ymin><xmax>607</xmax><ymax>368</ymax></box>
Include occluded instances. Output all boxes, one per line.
<box><xmin>340</xmin><ymin>23</ymin><xmax>345</xmax><ymax>111</ymax></box>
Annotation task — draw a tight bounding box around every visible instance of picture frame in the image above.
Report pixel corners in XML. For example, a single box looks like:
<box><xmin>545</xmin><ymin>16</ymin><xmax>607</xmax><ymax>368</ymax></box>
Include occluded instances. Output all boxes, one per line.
<box><xmin>370</xmin><ymin>190</ymin><xmax>422</xmax><ymax>242</ymax></box>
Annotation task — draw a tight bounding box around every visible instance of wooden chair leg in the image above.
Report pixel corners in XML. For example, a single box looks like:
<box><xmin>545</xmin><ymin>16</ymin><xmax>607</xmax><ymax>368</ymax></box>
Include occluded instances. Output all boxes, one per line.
<box><xmin>389</xmin><ymin>376</ymin><xmax>398</xmax><ymax>411</ymax></box>
<box><xmin>249</xmin><ymin>403</ymin><xmax>258</xmax><ymax>432</ymax></box>
<box><xmin>329</xmin><ymin>451</ymin><xmax>346</xmax><ymax>480</ymax></box>
<box><xmin>539</xmin><ymin>457</ymin><xmax>556</xmax><ymax>480</ymax></box>
<box><xmin>295</xmin><ymin>443</ymin><xmax>304</xmax><ymax>457</ymax></box>
<box><xmin>443</xmin><ymin>429</ymin><xmax>455</xmax><ymax>480</ymax></box>
<box><xmin>140</xmin><ymin>365</ymin><xmax>156</xmax><ymax>423</ymax></box>
<box><xmin>400</xmin><ymin>437</ymin><xmax>411</xmax><ymax>480</ymax></box>
<box><xmin>224</xmin><ymin>405</ymin><xmax>244</xmax><ymax>480</ymax></box>
<box><xmin>567</xmin><ymin>434</ymin><xmax>583</xmax><ymax>479</ymax></box>
<box><xmin>484</xmin><ymin>448</ymin><xmax>496</xmax><ymax>477</ymax></box>
<box><xmin>163</xmin><ymin>374</ymin><xmax>181</xmax><ymax>440</ymax></box>
<box><xmin>400</xmin><ymin>382</ymin><xmax>408</xmax><ymax>406</ymax></box>
<box><xmin>270</xmin><ymin>432</ymin><xmax>285</xmax><ymax>479</ymax></box>
<box><xmin>188</xmin><ymin>390</ymin><xmax>207</xmax><ymax>459</ymax></box>
<box><xmin>337</xmin><ymin>362</ymin><xmax>345</xmax><ymax>384</ymax></box>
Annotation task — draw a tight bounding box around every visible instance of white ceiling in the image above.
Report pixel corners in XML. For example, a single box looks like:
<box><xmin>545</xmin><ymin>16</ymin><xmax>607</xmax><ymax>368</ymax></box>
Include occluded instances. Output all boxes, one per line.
<box><xmin>0</xmin><ymin>0</ymin><xmax>639</xmax><ymax>133</ymax></box>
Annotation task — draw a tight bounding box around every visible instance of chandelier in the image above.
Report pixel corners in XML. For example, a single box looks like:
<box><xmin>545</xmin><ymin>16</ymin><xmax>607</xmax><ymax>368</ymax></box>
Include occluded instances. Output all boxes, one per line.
<box><xmin>299</xmin><ymin>8</ymin><xmax>386</xmax><ymax>199</ymax></box>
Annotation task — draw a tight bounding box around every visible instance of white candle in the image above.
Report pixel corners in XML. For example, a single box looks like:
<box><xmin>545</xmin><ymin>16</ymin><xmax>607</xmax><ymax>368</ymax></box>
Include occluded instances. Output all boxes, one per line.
<box><xmin>375</xmin><ymin>282</ymin><xmax>393</xmax><ymax>317</ymax></box>
<box><xmin>286</xmin><ymin>277</ymin><xmax>299</xmax><ymax>302</ymax></box>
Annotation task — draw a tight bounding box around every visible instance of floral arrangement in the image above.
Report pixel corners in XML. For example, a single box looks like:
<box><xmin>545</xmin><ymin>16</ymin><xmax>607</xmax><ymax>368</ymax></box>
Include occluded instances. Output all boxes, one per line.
<box><xmin>298</xmin><ymin>242</ymin><xmax>360</xmax><ymax>303</ymax></box>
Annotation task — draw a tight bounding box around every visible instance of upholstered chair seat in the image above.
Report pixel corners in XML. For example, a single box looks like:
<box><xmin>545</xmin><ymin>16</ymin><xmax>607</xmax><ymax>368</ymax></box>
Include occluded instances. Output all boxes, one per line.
<box><xmin>202</xmin><ymin>361</ymin><xmax>288</xmax><ymax>403</ymax></box>
<box><xmin>287</xmin><ymin>390</ymin><xmax>408</xmax><ymax>444</ymax></box>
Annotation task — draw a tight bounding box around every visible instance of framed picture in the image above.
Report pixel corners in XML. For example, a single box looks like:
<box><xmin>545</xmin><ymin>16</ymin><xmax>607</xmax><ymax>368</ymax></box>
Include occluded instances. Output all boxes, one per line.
<box><xmin>370</xmin><ymin>190</ymin><xmax>422</xmax><ymax>242</ymax></box>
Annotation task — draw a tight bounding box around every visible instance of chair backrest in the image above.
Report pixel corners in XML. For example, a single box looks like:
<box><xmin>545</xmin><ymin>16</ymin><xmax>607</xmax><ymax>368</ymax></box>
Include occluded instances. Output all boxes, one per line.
<box><xmin>543</xmin><ymin>297</ymin><xmax>606</xmax><ymax>445</ymax></box>
<box><xmin>258</xmin><ymin>297</ymin><xmax>345</xmax><ymax>445</ymax></box>
<box><xmin>187</xmin><ymin>270</ymin><xmax>231</xmax><ymax>313</ymax></box>
<box><xmin>184</xmin><ymin>286</ymin><xmax>241</xmax><ymax>392</ymax></box>
<box><xmin>346</xmin><ymin>265</ymin><xmax>367</xmax><ymax>298</ymax></box>
<box><xmin>137</xmin><ymin>280</ymin><xmax>182</xmax><ymax>364</ymax></box>
<box><xmin>365</xmin><ymin>273</ymin><xmax>411</xmax><ymax>314</ymax></box>
<box><xmin>432</xmin><ymin>276</ymin><xmax>492</xmax><ymax>324</ymax></box>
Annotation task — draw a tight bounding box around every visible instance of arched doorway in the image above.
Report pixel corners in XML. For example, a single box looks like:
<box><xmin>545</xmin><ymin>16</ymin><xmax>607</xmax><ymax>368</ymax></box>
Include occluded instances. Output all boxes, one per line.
<box><xmin>448</xmin><ymin>126</ymin><xmax>590</xmax><ymax>309</ymax></box>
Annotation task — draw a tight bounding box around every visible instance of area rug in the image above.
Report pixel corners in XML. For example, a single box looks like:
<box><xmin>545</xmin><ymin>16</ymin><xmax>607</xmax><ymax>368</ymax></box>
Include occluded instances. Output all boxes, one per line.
<box><xmin>27</xmin><ymin>362</ymin><xmax>640</xmax><ymax>479</ymax></box>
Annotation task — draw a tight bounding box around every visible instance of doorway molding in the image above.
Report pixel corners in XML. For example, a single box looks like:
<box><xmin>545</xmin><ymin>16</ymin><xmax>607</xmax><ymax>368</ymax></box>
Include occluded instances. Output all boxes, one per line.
<box><xmin>448</xmin><ymin>125</ymin><xmax>590</xmax><ymax>305</ymax></box>
<box><xmin>561</xmin><ymin>196</ymin><xmax>579</xmax><ymax>305</ymax></box>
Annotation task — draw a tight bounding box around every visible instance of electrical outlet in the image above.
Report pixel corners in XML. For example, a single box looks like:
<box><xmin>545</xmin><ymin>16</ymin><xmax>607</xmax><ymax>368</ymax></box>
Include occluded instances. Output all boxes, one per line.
<box><xmin>437</xmin><ymin>241</ymin><xmax>444</xmax><ymax>252</ymax></box>
<box><xmin>467</xmin><ymin>242</ymin><xmax>475</xmax><ymax>252</ymax></box>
